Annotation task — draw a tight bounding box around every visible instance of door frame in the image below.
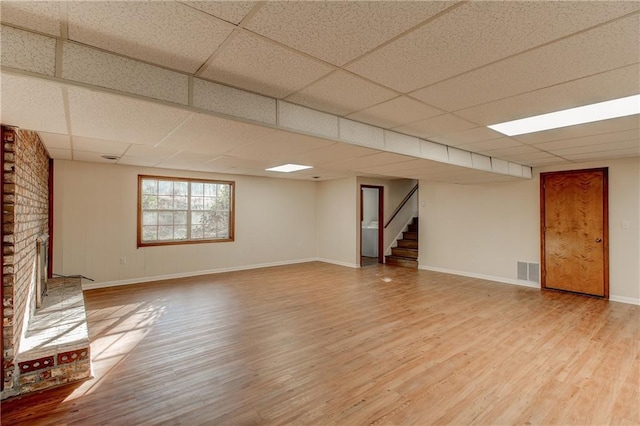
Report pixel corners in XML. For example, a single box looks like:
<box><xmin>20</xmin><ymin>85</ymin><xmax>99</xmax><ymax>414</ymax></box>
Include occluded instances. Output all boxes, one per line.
<box><xmin>540</xmin><ymin>167</ymin><xmax>609</xmax><ymax>298</ymax></box>
<box><xmin>360</xmin><ymin>185</ymin><xmax>384</xmax><ymax>264</ymax></box>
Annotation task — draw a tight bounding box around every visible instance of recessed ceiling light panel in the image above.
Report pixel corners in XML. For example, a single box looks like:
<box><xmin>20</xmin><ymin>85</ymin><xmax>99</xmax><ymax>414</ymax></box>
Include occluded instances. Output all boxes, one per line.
<box><xmin>266</xmin><ymin>164</ymin><xmax>313</xmax><ymax>173</ymax></box>
<box><xmin>488</xmin><ymin>94</ymin><xmax>640</xmax><ymax>136</ymax></box>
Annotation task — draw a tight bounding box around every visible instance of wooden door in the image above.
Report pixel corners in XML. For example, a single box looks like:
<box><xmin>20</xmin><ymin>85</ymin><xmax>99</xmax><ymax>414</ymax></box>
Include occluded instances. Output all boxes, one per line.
<box><xmin>540</xmin><ymin>168</ymin><xmax>608</xmax><ymax>297</ymax></box>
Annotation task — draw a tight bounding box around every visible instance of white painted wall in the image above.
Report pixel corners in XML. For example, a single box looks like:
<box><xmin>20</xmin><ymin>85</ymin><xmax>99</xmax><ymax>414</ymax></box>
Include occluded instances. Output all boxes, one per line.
<box><xmin>419</xmin><ymin>157</ymin><xmax>640</xmax><ymax>304</ymax></box>
<box><xmin>316</xmin><ymin>177</ymin><xmax>359</xmax><ymax>267</ymax></box>
<box><xmin>53</xmin><ymin>160</ymin><xmax>318</xmax><ymax>285</ymax></box>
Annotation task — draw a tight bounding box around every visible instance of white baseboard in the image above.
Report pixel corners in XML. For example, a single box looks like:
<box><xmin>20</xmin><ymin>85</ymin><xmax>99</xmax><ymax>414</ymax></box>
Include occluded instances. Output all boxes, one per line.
<box><xmin>82</xmin><ymin>258</ymin><xmax>319</xmax><ymax>290</ymax></box>
<box><xmin>420</xmin><ymin>265</ymin><xmax>640</xmax><ymax>305</ymax></box>
<box><xmin>609</xmin><ymin>295</ymin><xmax>640</xmax><ymax>306</ymax></box>
<box><xmin>419</xmin><ymin>265</ymin><xmax>540</xmax><ymax>289</ymax></box>
<box><xmin>316</xmin><ymin>258</ymin><xmax>360</xmax><ymax>269</ymax></box>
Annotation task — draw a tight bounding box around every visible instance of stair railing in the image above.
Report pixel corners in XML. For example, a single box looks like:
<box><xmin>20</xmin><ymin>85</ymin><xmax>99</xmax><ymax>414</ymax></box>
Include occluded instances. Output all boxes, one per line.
<box><xmin>384</xmin><ymin>183</ymin><xmax>418</xmax><ymax>229</ymax></box>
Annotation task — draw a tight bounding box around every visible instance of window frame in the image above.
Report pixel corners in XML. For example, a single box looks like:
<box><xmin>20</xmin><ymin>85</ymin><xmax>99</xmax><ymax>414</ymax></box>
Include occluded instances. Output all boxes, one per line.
<box><xmin>137</xmin><ymin>174</ymin><xmax>235</xmax><ymax>248</ymax></box>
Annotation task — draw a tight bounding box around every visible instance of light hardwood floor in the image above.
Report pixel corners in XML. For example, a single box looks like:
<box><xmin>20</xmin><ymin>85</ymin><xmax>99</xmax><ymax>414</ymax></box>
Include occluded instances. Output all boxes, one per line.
<box><xmin>2</xmin><ymin>262</ymin><xmax>639</xmax><ymax>425</ymax></box>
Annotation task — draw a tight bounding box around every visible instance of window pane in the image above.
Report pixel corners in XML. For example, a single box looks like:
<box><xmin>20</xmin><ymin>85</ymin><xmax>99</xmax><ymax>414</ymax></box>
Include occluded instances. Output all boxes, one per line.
<box><xmin>142</xmin><ymin>195</ymin><xmax>158</xmax><ymax>210</ymax></box>
<box><xmin>142</xmin><ymin>179</ymin><xmax>157</xmax><ymax>195</ymax></box>
<box><xmin>174</xmin><ymin>182</ymin><xmax>188</xmax><ymax>196</ymax></box>
<box><xmin>204</xmin><ymin>183</ymin><xmax>216</xmax><ymax>196</ymax></box>
<box><xmin>203</xmin><ymin>197</ymin><xmax>216</xmax><ymax>210</ymax></box>
<box><xmin>158</xmin><ymin>225</ymin><xmax>174</xmax><ymax>240</ymax></box>
<box><xmin>174</xmin><ymin>196</ymin><xmax>188</xmax><ymax>209</ymax></box>
<box><xmin>174</xmin><ymin>226</ymin><xmax>187</xmax><ymax>239</ymax></box>
<box><xmin>174</xmin><ymin>211</ymin><xmax>187</xmax><ymax>225</ymax></box>
<box><xmin>142</xmin><ymin>226</ymin><xmax>157</xmax><ymax>241</ymax></box>
<box><xmin>191</xmin><ymin>224</ymin><xmax>204</xmax><ymax>239</ymax></box>
<box><xmin>191</xmin><ymin>196</ymin><xmax>204</xmax><ymax>210</ymax></box>
<box><xmin>191</xmin><ymin>211</ymin><xmax>204</xmax><ymax>225</ymax></box>
<box><xmin>191</xmin><ymin>182</ymin><xmax>203</xmax><ymax>196</ymax></box>
<box><xmin>143</xmin><ymin>211</ymin><xmax>157</xmax><ymax>225</ymax></box>
<box><xmin>158</xmin><ymin>212</ymin><xmax>174</xmax><ymax>225</ymax></box>
<box><xmin>158</xmin><ymin>196</ymin><xmax>173</xmax><ymax>210</ymax></box>
<box><xmin>158</xmin><ymin>180</ymin><xmax>173</xmax><ymax>195</ymax></box>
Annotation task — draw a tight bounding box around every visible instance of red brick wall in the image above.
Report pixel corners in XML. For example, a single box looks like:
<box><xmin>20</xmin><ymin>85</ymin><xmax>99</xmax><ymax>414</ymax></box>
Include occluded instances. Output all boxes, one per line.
<box><xmin>1</xmin><ymin>126</ymin><xmax>50</xmax><ymax>397</ymax></box>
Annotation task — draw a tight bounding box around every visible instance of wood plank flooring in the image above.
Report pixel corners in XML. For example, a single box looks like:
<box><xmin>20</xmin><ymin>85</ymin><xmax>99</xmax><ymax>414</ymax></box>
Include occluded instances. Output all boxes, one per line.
<box><xmin>2</xmin><ymin>262</ymin><xmax>639</xmax><ymax>425</ymax></box>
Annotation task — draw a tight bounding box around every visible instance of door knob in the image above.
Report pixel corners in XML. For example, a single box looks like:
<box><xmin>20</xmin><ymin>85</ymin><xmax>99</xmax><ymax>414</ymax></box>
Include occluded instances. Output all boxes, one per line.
<box><xmin>595</xmin><ymin>238</ymin><xmax>602</xmax><ymax>243</ymax></box>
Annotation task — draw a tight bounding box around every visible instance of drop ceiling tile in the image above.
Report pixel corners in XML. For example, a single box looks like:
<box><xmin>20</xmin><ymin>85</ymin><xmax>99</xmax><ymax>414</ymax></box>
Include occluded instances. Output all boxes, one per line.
<box><xmin>0</xmin><ymin>73</ymin><xmax>67</xmax><ymax>134</ymax></box>
<box><xmin>156</xmin><ymin>151</ymin><xmax>218</xmax><ymax>170</ymax></box>
<box><xmin>286</xmin><ymin>70</ymin><xmax>397</xmax><ymax>116</ymax></box>
<box><xmin>531</xmin><ymin>129</ymin><xmax>640</xmax><ymax>151</ymax></box>
<box><xmin>47</xmin><ymin>148</ymin><xmax>72</xmax><ymax>160</ymax></box>
<box><xmin>38</xmin><ymin>132</ymin><xmax>71</xmax><ymax>150</ymax></box>
<box><xmin>483</xmin><ymin>145</ymin><xmax>541</xmax><ymax>158</ymax></box>
<box><xmin>179</xmin><ymin>1</ymin><xmax>256</xmax><ymax>24</ymax></box>
<box><xmin>524</xmin><ymin>157</ymin><xmax>571</xmax><ymax>167</ymax></box>
<box><xmin>562</xmin><ymin>147</ymin><xmax>640</xmax><ymax>162</ymax></box>
<box><xmin>277</xmin><ymin>101</ymin><xmax>338</xmax><ymax>139</ymax></box>
<box><xmin>448</xmin><ymin>148</ymin><xmax>473</xmax><ymax>168</ymax></box>
<box><xmin>159</xmin><ymin>113</ymin><xmax>276</xmax><ymax>155</ymax></box>
<box><xmin>393</xmin><ymin>114</ymin><xmax>477</xmax><ymax>139</ymax></box>
<box><xmin>471</xmin><ymin>153</ymin><xmax>492</xmax><ymax>172</ymax></box>
<box><xmin>549</xmin><ymin>139</ymin><xmax>640</xmax><ymax>156</ymax></box>
<box><xmin>73</xmin><ymin>150</ymin><xmax>125</xmax><ymax>164</ymax></box>
<box><xmin>67</xmin><ymin>2</ymin><xmax>235</xmax><ymax>73</ymax></box>
<box><xmin>420</xmin><ymin>140</ymin><xmax>449</xmax><ymax>162</ymax></box>
<box><xmin>357</xmin><ymin>158</ymin><xmax>425</xmax><ymax>175</ymax></box>
<box><xmin>512</xmin><ymin>115</ymin><xmax>640</xmax><ymax>145</ymax></box>
<box><xmin>347</xmin><ymin>96</ymin><xmax>444</xmax><ymax>129</ymax></box>
<box><xmin>0</xmin><ymin>1</ymin><xmax>62</xmax><ymax>37</ymax></box>
<box><xmin>72</xmin><ymin>136</ymin><xmax>130</xmax><ymax>156</ymax></box>
<box><xmin>124</xmin><ymin>145</ymin><xmax>180</xmax><ymax>161</ymax></box>
<box><xmin>193</xmin><ymin>78</ymin><xmax>276</xmax><ymax>124</ymax></box>
<box><xmin>200</xmin><ymin>31</ymin><xmax>334</xmax><ymax>99</ymax></box>
<box><xmin>430</xmin><ymin>127</ymin><xmax>506</xmax><ymax>147</ymax></box>
<box><xmin>203</xmin><ymin>155</ymin><xmax>270</xmax><ymax>171</ymax></box>
<box><xmin>384</xmin><ymin>131</ymin><xmax>420</xmax><ymax>157</ymax></box>
<box><xmin>413</xmin><ymin>17</ymin><xmax>640</xmax><ymax>113</ymax></box>
<box><xmin>456</xmin><ymin>137</ymin><xmax>524</xmax><ymax>154</ymax></box>
<box><xmin>67</xmin><ymin>86</ymin><xmax>191</xmax><ymax>145</ymax></box>
<box><xmin>325</xmin><ymin>152</ymin><xmax>412</xmax><ymax>172</ymax></box>
<box><xmin>347</xmin><ymin>1</ymin><xmax>640</xmax><ymax>92</ymax></box>
<box><xmin>225</xmin><ymin>130</ymin><xmax>335</xmax><ymax>161</ymax></box>
<box><xmin>286</xmin><ymin>143</ymin><xmax>379</xmax><ymax>166</ymax></box>
<box><xmin>339</xmin><ymin>118</ymin><xmax>385</xmax><ymax>149</ymax></box>
<box><xmin>62</xmin><ymin>42</ymin><xmax>189</xmax><ymax>105</ymax></box>
<box><xmin>456</xmin><ymin>64</ymin><xmax>640</xmax><ymax>126</ymax></box>
<box><xmin>245</xmin><ymin>1</ymin><xmax>454</xmax><ymax>66</ymax></box>
<box><xmin>117</xmin><ymin>156</ymin><xmax>161</xmax><ymax>168</ymax></box>
<box><xmin>1</xmin><ymin>25</ymin><xmax>56</xmax><ymax>76</ymax></box>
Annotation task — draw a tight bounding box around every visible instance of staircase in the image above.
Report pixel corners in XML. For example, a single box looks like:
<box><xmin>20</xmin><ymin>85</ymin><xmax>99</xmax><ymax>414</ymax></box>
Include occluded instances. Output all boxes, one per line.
<box><xmin>385</xmin><ymin>217</ymin><xmax>418</xmax><ymax>268</ymax></box>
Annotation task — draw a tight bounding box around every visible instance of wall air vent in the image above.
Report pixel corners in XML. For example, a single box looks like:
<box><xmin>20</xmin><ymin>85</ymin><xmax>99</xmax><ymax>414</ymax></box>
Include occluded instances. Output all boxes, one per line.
<box><xmin>517</xmin><ymin>261</ymin><xmax>540</xmax><ymax>283</ymax></box>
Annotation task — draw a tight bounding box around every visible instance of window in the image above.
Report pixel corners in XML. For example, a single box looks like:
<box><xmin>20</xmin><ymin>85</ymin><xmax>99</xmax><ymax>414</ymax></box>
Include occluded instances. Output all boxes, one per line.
<box><xmin>138</xmin><ymin>175</ymin><xmax>234</xmax><ymax>247</ymax></box>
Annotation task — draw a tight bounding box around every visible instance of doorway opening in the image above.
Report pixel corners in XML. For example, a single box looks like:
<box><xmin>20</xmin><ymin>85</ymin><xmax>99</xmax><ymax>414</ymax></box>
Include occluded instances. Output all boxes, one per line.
<box><xmin>360</xmin><ymin>185</ymin><xmax>384</xmax><ymax>266</ymax></box>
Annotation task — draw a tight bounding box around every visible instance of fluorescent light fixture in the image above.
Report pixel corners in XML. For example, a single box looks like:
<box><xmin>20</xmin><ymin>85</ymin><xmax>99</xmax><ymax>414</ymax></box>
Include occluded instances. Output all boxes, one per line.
<box><xmin>266</xmin><ymin>163</ymin><xmax>313</xmax><ymax>173</ymax></box>
<box><xmin>488</xmin><ymin>94</ymin><xmax>640</xmax><ymax>136</ymax></box>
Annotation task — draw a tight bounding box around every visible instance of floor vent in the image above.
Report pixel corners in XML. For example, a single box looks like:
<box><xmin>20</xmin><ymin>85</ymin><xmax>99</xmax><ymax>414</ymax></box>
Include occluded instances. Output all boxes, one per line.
<box><xmin>517</xmin><ymin>261</ymin><xmax>540</xmax><ymax>283</ymax></box>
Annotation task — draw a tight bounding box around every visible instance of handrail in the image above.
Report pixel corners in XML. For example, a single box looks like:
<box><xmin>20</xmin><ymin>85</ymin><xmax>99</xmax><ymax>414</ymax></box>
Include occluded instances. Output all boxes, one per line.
<box><xmin>384</xmin><ymin>183</ymin><xmax>418</xmax><ymax>229</ymax></box>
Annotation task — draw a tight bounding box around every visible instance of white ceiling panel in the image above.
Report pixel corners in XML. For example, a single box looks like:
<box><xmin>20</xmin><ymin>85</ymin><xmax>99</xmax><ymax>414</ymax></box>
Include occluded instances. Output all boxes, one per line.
<box><xmin>73</xmin><ymin>150</ymin><xmax>126</xmax><ymax>164</ymax></box>
<box><xmin>513</xmin><ymin>115</ymin><xmax>640</xmax><ymax>145</ymax></box>
<box><xmin>0</xmin><ymin>1</ymin><xmax>62</xmax><ymax>37</ymax></box>
<box><xmin>225</xmin><ymin>130</ymin><xmax>335</xmax><ymax>161</ymax></box>
<box><xmin>456</xmin><ymin>137</ymin><xmax>527</xmax><ymax>154</ymax></box>
<box><xmin>0</xmin><ymin>73</ymin><xmax>67</xmax><ymax>134</ymax></box>
<box><xmin>430</xmin><ymin>127</ymin><xmax>506</xmax><ymax>147</ymax></box>
<box><xmin>179</xmin><ymin>1</ymin><xmax>256</xmax><ymax>25</ymax></box>
<box><xmin>562</xmin><ymin>147</ymin><xmax>640</xmax><ymax>162</ymax></box>
<box><xmin>393</xmin><ymin>114</ymin><xmax>477</xmax><ymax>139</ymax></box>
<box><xmin>284</xmin><ymin>142</ymin><xmax>379</xmax><ymax>166</ymax></box>
<box><xmin>412</xmin><ymin>17</ymin><xmax>640</xmax><ymax>113</ymax></box>
<box><xmin>483</xmin><ymin>145</ymin><xmax>542</xmax><ymax>158</ymax></box>
<box><xmin>549</xmin><ymin>139</ymin><xmax>640</xmax><ymax>157</ymax></box>
<box><xmin>530</xmin><ymin>129</ymin><xmax>640</xmax><ymax>151</ymax></box>
<box><xmin>123</xmin><ymin>145</ymin><xmax>180</xmax><ymax>161</ymax></box>
<box><xmin>346</xmin><ymin>96</ymin><xmax>444</xmax><ymax>129</ymax></box>
<box><xmin>1</xmin><ymin>25</ymin><xmax>56</xmax><ymax>76</ymax></box>
<box><xmin>456</xmin><ymin>64</ymin><xmax>640</xmax><ymax>126</ymax></box>
<box><xmin>46</xmin><ymin>148</ymin><xmax>72</xmax><ymax>161</ymax></box>
<box><xmin>38</xmin><ymin>132</ymin><xmax>71</xmax><ymax>150</ymax></box>
<box><xmin>67</xmin><ymin>2</ymin><xmax>235</xmax><ymax>73</ymax></box>
<box><xmin>346</xmin><ymin>1</ymin><xmax>640</xmax><ymax>92</ymax></box>
<box><xmin>159</xmin><ymin>113</ymin><xmax>276</xmax><ymax>154</ymax></box>
<box><xmin>117</xmin><ymin>156</ymin><xmax>162</xmax><ymax>168</ymax></box>
<box><xmin>245</xmin><ymin>1</ymin><xmax>455</xmax><ymax>66</ymax></box>
<box><xmin>156</xmin><ymin>151</ymin><xmax>219</xmax><ymax>170</ymax></box>
<box><xmin>286</xmin><ymin>70</ymin><xmax>397</xmax><ymax>116</ymax></box>
<box><xmin>67</xmin><ymin>86</ymin><xmax>191</xmax><ymax>145</ymax></box>
<box><xmin>200</xmin><ymin>31</ymin><xmax>334</xmax><ymax>99</ymax></box>
<box><xmin>519</xmin><ymin>156</ymin><xmax>570</xmax><ymax>167</ymax></box>
<box><xmin>324</xmin><ymin>152</ymin><xmax>412</xmax><ymax>172</ymax></box>
<box><xmin>73</xmin><ymin>136</ymin><xmax>130</xmax><ymax>156</ymax></box>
